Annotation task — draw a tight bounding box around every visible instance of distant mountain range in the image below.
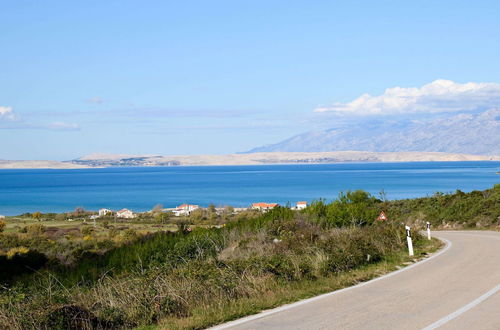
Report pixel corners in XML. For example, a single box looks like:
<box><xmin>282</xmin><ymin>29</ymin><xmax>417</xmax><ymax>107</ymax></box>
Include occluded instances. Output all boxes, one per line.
<box><xmin>248</xmin><ymin>109</ymin><xmax>500</xmax><ymax>155</ymax></box>
<box><xmin>0</xmin><ymin>109</ymin><xmax>498</xmax><ymax>169</ymax></box>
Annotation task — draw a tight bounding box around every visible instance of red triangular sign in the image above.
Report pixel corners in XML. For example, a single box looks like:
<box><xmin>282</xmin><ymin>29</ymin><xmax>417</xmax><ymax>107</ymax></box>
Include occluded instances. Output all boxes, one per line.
<box><xmin>376</xmin><ymin>211</ymin><xmax>388</xmax><ymax>221</ymax></box>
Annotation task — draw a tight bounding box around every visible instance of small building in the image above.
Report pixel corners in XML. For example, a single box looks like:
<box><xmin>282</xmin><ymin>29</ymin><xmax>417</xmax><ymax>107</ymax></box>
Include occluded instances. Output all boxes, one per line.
<box><xmin>116</xmin><ymin>208</ymin><xmax>136</xmax><ymax>219</ymax></box>
<box><xmin>251</xmin><ymin>202</ymin><xmax>278</xmax><ymax>211</ymax></box>
<box><xmin>98</xmin><ymin>208</ymin><xmax>113</xmax><ymax>217</ymax></box>
<box><xmin>173</xmin><ymin>204</ymin><xmax>199</xmax><ymax>216</ymax></box>
<box><xmin>295</xmin><ymin>201</ymin><xmax>308</xmax><ymax>210</ymax></box>
<box><xmin>0</xmin><ymin>215</ymin><xmax>5</xmax><ymax>219</ymax></box>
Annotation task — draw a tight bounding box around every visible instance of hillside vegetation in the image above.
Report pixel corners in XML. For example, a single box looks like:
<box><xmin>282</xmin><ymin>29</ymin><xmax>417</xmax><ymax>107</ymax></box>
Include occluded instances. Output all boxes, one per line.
<box><xmin>0</xmin><ymin>186</ymin><xmax>498</xmax><ymax>329</ymax></box>
<box><xmin>387</xmin><ymin>184</ymin><xmax>500</xmax><ymax>229</ymax></box>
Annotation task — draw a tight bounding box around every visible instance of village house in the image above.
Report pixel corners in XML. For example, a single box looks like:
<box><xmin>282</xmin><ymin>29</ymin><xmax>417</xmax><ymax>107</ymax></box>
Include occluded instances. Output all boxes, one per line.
<box><xmin>173</xmin><ymin>204</ymin><xmax>199</xmax><ymax>216</ymax></box>
<box><xmin>295</xmin><ymin>201</ymin><xmax>308</xmax><ymax>210</ymax></box>
<box><xmin>116</xmin><ymin>208</ymin><xmax>136</xmax><ymax>219</ymax></box>
<box><xmin>251</xmin><ymin>202</ymin><xmax>278</xmax><ymax>211</ymax></box>
<box><xmin>98</xmin><ymin>208</ymin><xmax>113</xmax><ymax>217</ymax></box>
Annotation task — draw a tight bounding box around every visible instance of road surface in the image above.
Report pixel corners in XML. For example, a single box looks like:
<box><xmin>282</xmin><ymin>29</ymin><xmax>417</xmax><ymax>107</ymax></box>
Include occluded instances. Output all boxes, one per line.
<box><xmin>213</xmin><ymin>231</ymin><xmax>500</xmax><ymax>330</ymax></box>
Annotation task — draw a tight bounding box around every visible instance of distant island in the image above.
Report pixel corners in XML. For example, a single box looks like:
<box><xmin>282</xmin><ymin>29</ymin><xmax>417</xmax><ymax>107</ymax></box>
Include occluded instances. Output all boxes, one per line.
<box><xmin>0</xmin><ymin>151</ymin><xmax>499</xmax><ymax>169</ymax></box>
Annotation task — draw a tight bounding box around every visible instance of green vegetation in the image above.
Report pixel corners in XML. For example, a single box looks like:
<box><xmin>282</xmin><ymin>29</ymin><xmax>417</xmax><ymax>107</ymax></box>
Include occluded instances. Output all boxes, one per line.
<box><xmin>0</xmin><ymin>206</ymin><xmax>263</xmax><ymax>284</ymax></box>
<box><xmin>0</xmin><ymin>217</ymin><xmax>174</xmax><ymax>283</ymax></box>
<box><xmin>387</xmin><ymin>184</ymin><xmax>500</xmax><ymax>229</ymax></box>
<box><xmin>0</xmin><ymin>185</ymin><xmax>497</xmax><ymax>329</ymax></box>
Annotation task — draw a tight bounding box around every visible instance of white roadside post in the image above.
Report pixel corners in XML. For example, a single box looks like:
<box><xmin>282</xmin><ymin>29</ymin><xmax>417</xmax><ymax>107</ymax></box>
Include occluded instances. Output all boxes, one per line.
<box><xmin>405</xmin><ymin>225</ymin><xmax>414</xmax><ymax>256</ymax></box>
<box><xmin>426</xmin><ymin>222</ymin><xmax>431</xmax><ymax>240</ymax></box>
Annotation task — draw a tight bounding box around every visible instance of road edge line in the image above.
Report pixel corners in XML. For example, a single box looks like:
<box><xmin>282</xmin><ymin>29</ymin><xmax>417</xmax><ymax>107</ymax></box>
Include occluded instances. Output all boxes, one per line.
<box><xmin>422</xmin><ymin>284</ymin><xmax>500</xmax><ymax>330</ymax></box>
<box><xmin>210</xmin><ymin>237</ymin><xmax>452</xmax><ymax>329</ymax></box>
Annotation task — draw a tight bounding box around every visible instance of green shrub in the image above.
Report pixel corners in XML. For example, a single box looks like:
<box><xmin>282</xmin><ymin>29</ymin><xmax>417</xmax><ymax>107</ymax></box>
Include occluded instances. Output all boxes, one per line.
<box><xmin>80</xmin><ymin>226</ymin><xmax>94</xmax><ymax>236</ymax></box>
<box><xmin>3</xmin><ymin>186</ymin><xmax>493</xmax><ymax>328</ymax></box>
<box><xmin>26</xmin><ymin>224</ymin><xmax>46</xmax><ymax>237</ymax></box>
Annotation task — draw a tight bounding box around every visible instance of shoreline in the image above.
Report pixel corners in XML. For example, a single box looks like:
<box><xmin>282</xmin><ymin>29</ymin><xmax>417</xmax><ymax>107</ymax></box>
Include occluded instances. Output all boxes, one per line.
<box><xmin>1</xmin><ymin>151</ymin><xmax>499</xmax><ymax>169</ymax></box>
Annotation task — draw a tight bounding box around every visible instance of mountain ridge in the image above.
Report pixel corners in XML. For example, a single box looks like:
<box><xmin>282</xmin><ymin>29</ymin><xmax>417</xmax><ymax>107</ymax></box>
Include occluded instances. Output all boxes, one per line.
<box><xmin>248</xmin><ymin>109</ymin><xmax>500</xmax><ymax>155</ymax></box>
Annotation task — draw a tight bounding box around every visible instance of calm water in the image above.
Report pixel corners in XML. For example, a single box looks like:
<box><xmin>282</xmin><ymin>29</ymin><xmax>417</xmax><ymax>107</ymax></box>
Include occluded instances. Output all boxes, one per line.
<box><xmin>0</xmin><ymin>162</ymin><xmax>498</xmax><ymax>215</ymax></box>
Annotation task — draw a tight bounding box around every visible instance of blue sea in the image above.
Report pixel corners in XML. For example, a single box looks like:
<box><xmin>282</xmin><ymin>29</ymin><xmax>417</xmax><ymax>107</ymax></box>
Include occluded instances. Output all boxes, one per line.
<box><xmin>0</xmin><ymin>162</ymin><xmax>499</xmax><ymax>216</ymax></box>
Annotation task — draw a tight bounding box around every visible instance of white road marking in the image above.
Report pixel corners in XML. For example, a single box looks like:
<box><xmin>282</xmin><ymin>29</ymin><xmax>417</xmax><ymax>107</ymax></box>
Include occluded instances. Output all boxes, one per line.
<box><xmin>210</xmin><ymin>238</ymin><xmax>452</xmax><ymax>330</ymax></box>
<box><xmin>422</xmin><ymin>284</ymin><xmax>500</xmax><ymax>330</ymax></box>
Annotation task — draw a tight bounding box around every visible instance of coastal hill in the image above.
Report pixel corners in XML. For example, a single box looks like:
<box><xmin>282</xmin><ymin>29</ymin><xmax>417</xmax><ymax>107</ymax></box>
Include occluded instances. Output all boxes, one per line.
<box><xmin>0</xmin><ymin>160</ymin><xmax>90</xmax><ymax>169</ymax></box>
<box><xmin>73</xmin><ymin>151</ymin><xmax>500</xmax><ymax>167</ymax></box>
<box><xmin>1</xmin><ymin>151</ymin><xmax>498</xmax><ymax>169</ymax></box>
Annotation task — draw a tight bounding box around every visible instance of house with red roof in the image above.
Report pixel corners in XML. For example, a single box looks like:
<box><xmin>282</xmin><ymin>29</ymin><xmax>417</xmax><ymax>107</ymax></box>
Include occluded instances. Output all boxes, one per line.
<box><xmin>251</xmin><ymin>202</ymin><xmax>278</xmax><ymax>211</ymax></box>
<box><xmin>295</xmin><ymin>201</ymin><xmax>308</xmax><ymax>210</ymax></box>
<box><xmin>116</xmin><ymin>208</ymin><xmax>136</xmax><ymax>219</ymax></box>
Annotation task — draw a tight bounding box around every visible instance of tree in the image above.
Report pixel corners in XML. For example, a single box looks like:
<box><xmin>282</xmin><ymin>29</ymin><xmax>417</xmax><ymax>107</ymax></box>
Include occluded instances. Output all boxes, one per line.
<box><xmin>222</xmin><ymin>205</ymin><xmax>234</xmax><ymax>220</ymax></box>
<box><xmin>155</xmin><ymin>212</ymin><xmax>171</xmax><ymax>224</ymax></box>
<box><xmin>189</xmin><ymin>209</ymin><xmax>205</xmax><ymax>221</ymax></box>
<box><xmin>32</xmin><ymin>211</ymin><xmax>42</xmax><ymax>221</ymax></box>
<box><xmin>0</xmin><ymin>220</ymin><xmax>6</xmax><ymax>233</ymax></box>
<box><xmin>208</xmin><ymin>203</ymin><xmax>216</xmax><ymax>213</ymax></box>
<box><xmin>152</xmin><ymin>204</ymin><xmax>164</xmax><ymax>214</ymax></box>
<box><xmin>74</xmin><ymin>207</ymin><xmax>85</xmax><ymax>217</ymax></box>
<box><xmin>55</xmin><ymin>213</ymin><xmax>67</xmax><ymax>221</ymax></box>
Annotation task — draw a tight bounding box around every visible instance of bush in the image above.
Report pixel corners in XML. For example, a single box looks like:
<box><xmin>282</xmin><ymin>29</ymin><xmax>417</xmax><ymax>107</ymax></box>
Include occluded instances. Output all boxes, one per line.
<box><xmin>123</xmin><ymin>229</ymin><xmax>138</xmax><ymax>241</ymax></box>
<box><xmin>4</xmin><ymin>186</ymin><xmax>479</xmax><ymax>328</ymax></box>
<box><xmin>26</xmin><ymin>224</ymin><xmax>46</xmax><ymax>237</ymax></box>
<box><xmin>387</xmin><ymin>184</ymin><xmax>500</xmax><ymax>229</ymax></box>
<box><xmin>305</xmin><ymin>190</ymin><xmax>380</xmax><ymax>228</ymax></box>
<box><xmin>80</xmin><ymin>226</ymin><xmax>94</xmax><ymax>236</ymax></box>
<box><xmin>0</xmin><ymin>248</ymin><xmax>48</xmax><ymax>283</ymax></box>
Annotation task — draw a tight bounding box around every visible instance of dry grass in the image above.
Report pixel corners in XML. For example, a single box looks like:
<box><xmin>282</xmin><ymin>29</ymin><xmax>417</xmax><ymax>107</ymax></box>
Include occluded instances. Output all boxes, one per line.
<box><xmin>0</xmin><ymin>209</ymin><xmax>442</xmax><ymax>330</ymax></box>
<box><xmin>155</xmin><ymin>238</ymin><xmax>442</xmax><ymax>329</ymax></box>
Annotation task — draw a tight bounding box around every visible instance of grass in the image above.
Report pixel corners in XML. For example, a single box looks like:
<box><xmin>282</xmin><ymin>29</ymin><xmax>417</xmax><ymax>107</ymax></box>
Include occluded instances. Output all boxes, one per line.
<box><xmin>1</xmin><ymin>185</ymin><xmax>495</xmax><ymax>329</ymax></box>
<box><xmin>3</xmin><ymin>217</ymin><xmax>178</xmax><ymax>234</ymax></box>
<box><xmin>154</xmin><ymin>237</ymin><xmax>442</xmax><ymax>329</ymax></box>
<box><xmin>0</xmin><ymin>217</ymin><xmax>181</xmax><ymax>284</ymax></box>
<box><xmin>1</xmin><ymin>217</ymin><xmax>424</xmax><ymax>329</ymax></box>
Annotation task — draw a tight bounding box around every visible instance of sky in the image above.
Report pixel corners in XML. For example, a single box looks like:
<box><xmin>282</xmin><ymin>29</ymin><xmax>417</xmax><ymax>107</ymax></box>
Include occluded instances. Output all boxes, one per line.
<box><xmin>1</xmin><ymin>0</ymin><xmax>500</xmax><ymax>160</ymax></box>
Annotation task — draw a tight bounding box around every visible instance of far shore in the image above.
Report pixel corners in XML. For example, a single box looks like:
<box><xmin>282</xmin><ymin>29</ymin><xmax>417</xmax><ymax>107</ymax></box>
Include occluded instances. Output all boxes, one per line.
<box><xmin>1</xmin><ymin>151</ymin><xmax>499</xmax><ymax>169</ymax></box>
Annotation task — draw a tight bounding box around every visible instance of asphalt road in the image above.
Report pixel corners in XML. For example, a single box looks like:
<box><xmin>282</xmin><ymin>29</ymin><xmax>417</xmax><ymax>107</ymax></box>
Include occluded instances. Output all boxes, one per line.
<box><xmin>213</xmin><ymin>231</ymin><xmax>500</xmax><ymax>330</ymax></box>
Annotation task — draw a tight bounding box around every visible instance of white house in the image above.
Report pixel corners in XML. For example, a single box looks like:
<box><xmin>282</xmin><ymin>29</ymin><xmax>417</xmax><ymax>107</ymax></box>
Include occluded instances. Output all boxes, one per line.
<box><xmin>98</xmin><ymin>208</ymin><xmax>113</xmax><ymax>217</ymax></box>
<box><xmin>251</xmin><ymin>202</ymin><xmax>278</xmax><ymax>211</ymax></box>
<box><xmin>116</xmin><ymin>208</ymin><xmax>136</xmax><ymax>219</ymax></box>
<box><xmin>173</xmin><ymin>204</ymin><xmax>199</xmax><ymax>216</ymax></box>
<box><xmin>295</xmin><ymin>201</ymin><xmax>308</xmax><ymax>210</ymax></box>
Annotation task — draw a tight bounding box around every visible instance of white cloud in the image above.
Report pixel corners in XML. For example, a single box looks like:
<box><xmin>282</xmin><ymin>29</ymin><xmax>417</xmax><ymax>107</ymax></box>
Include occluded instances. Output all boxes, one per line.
<box><xmin>86</xmin><ymin>97</ymin><xmax>104</xmax><ymax>104</ymax></box>
<box><xmin>48</xmin><ymin>122</ymin><xmax>80</xmax><ymax>130</ymax></box>
<box><xmin>315</xmin><ymin>80</ymin><xmax>500</xmax><ymax>115</ymax></box>
<box><xmin>0</xmin><ymin>106</ymin><xmax>17</xmax><ymax>120</ymax></box>
<box><xmin>0</xmin><ymin>107</ymin><xmax>79</xmax><ymax>130</ymax></box>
